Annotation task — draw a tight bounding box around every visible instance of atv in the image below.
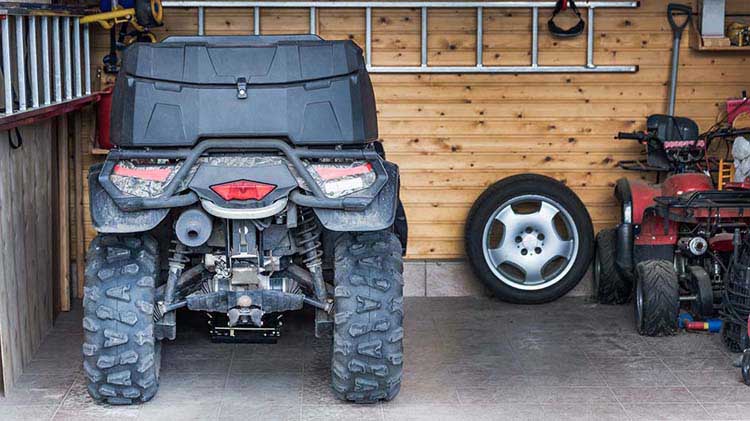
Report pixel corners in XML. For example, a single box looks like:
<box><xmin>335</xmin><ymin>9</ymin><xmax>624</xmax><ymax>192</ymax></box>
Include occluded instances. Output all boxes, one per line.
<box><xmin>595</xmin><ymin>103</ymin><xmax>750</xmax><ymax>337</ymax></box>
<box><xmin>83</xmin><ymin>35</ymin><xmax>407</xmax><ymax>405</ymax></box>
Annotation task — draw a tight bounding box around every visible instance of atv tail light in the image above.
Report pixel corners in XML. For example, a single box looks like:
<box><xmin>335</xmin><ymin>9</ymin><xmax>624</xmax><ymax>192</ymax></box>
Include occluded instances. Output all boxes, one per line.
<box><xmin>113</xmin><ymin>164</ymin><xmax>172</xmax><ymax>182</ymax></box>
<box><xmin>210</xmin><ymin>180</ymin><xmax>276</xmax><ymax>201</ymax></box>
<box><xmin>307</xmin><ymin>161</ymin><xmax>376</xmax><ymax>198</ymax></box>
<box><xmin>110</xmin><ymin>160</ymin><xmax>181</xmax><ymax>198</ymax></box>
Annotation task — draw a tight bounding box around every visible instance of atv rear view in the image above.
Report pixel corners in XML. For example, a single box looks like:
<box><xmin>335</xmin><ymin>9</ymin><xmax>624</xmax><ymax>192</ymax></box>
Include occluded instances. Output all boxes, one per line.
<box><xmin>84</xmin><ymin>35</ymin><xmax>406</xmax><ymax>404</ymax></box>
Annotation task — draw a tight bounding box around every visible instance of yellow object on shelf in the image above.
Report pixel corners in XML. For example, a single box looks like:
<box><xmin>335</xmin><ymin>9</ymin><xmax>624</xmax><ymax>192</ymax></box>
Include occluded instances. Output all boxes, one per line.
<box><xmin>80</xmin><ymin>7</ymin><xmax>137</xmax><ymax>30</ymax></box>
<box><xmin>718</xmin><ymin>159</ymin><xmax>736</xmax><ymax>190</ymax></box>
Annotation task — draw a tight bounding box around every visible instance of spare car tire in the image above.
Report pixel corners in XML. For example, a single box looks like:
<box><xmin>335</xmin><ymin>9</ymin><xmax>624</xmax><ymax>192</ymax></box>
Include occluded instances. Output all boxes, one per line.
<box><xmin>465</xmin><ymin>174</ymin><xmax>594</xmax><ymax>304</ymax></box>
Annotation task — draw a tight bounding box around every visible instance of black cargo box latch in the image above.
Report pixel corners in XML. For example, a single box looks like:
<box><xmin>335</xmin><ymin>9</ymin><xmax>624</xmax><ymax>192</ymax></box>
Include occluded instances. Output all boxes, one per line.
<box><xmin>236</xmin><ymin>77</ymin><xmax>248</xmax><ymax>99</ymax></box>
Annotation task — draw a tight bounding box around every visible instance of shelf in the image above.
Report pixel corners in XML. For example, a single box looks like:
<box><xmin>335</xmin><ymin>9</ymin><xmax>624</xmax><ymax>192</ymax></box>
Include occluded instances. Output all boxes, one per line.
<box><xmin>91</xmin><ymin>148</ymin><xmax>110</xmax><ymax>155</ymax></box>
<box><xmin>690</xmin><ymin>20</ymin><xmax>750</xmax><ymax>51</ymax></box>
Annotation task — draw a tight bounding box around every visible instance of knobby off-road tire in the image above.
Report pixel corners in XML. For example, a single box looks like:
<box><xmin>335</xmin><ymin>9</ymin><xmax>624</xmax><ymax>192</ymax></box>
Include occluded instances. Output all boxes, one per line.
<box><xmin>635</xmin><ymin>259</ymin><xmax>679</xmax><ymax>337</ymax></box>
<box><xmin>83</xmin><ymin>234</ymin><xmax>162</xmax><ymax>405</ymax></box>
<box><xmin>594</xmin><ymin>228</ymin><xmax>632</xmax><ymax>305</ymax></box>
<box><xmin>332</xmin><ymin>231</ymin><xmax>404</xmax><ymax>403</ymax></box>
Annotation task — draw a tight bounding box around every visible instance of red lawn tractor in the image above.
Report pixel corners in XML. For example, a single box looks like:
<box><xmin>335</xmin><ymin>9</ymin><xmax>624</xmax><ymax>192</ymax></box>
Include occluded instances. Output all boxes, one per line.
<box><xmin>594</xmin><ymin>102</ymin><xmax>750</xmax><ymax>337</ymax></box>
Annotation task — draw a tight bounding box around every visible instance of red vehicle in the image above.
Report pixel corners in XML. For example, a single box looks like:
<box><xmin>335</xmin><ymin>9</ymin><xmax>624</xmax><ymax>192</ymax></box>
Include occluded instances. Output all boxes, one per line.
<box><xmin>594</xmin><ymin>106</ymin><xmax>750</xmax><ymax>337</ymax></box>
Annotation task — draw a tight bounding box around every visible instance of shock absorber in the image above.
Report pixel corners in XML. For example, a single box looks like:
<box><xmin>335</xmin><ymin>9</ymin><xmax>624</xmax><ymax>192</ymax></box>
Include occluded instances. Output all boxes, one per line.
<box><xmin>296</xmin><ymin>209</ymin><xmax>328</xmax><ymax>305</ymax></box>
<box><xmin>155</xmin><ymin>240</ymin><xmax>189</xmax><ymax>339</ymax></box>
<box><xmin>165</xmin><ymin>240</ymin><xmax>189</xmax><ymax>306</ymax></box>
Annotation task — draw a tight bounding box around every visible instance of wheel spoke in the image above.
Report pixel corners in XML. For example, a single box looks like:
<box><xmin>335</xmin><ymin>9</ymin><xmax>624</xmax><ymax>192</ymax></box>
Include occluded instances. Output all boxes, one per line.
<box><xmin>488</xmin><ymin>246</ymin><xmax>511</xmax><ymax>266</ymax></box>
<box><xmin>537</xmin><ymin>201</ymin><xmax>560</xmax><ymax>225</ymax></box>
<box><xmin>546</xmin><ymin>238</ymin><xmax>574</xmax><ymax>259</ymax></box>
<box><xmin>523</xmin><ymin>264</ymin><xmax>545</xmax><ymax>285</ymax></box>
<box><xmin>494</xmin><ymin>205</ymin><xmax>522</xmax><ymax>233</ymax></box>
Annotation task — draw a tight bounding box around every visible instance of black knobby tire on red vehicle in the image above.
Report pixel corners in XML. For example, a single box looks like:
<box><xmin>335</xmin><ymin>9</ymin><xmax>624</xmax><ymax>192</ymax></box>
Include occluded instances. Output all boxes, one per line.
<box><xmin>465</xmin><ymin>174</ymin><xmax>594</xmax><ymax>304</ymax></box>
<box><xmin>594</xmin><ymin>228</ymin><xmax>632</xmax><ymax>305</ymax></box>
<box><xmin>634</xmin><ymin>259</ymin><xmax>679</xmax><ymax>336</ymax></box>
<box><xmin>331</xmin><ymin>231</ymin><xmax>404</xmax><ymax>403</ymax></box>
<box><xmin>82</xmin><ymin>234</ymin><xmax>162</xmax><ymax>404</ymax></box>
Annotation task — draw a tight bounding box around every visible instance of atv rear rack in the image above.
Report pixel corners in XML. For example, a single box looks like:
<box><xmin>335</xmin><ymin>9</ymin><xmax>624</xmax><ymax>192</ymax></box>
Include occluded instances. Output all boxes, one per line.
<box><xmin>653</xmin><ymin>190</ymin><xmax>750</xmax><ymax>223</ymax></box>
<box><xmin>655</xmin><ymin>190</ymin><xmax>750</xmax><ymax>210</ymax></box>
<box><xmin>99</xmin><ymin>138</ymin><xmax>389</xmax><ymax>212</ymax></box>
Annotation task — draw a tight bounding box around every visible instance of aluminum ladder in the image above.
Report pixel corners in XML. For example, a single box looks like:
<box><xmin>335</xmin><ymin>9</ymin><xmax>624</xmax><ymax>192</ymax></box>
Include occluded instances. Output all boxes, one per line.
<box><xmin>162</xmin><ymin>1</ymin><xmax>640</xmax><ymax>74</ymax></box>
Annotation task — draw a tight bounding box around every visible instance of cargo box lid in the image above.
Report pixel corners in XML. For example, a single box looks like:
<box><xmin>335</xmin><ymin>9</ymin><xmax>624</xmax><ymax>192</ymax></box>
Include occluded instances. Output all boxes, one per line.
<box><xmin>121</xmin><ymin>35</ymin><xmax>365</xmax><ymax>85</ymax></box>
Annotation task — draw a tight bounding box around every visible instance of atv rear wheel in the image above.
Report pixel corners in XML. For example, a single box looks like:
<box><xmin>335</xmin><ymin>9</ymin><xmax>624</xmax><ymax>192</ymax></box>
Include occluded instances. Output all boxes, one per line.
<box><xmin>332</xmin><ymin>231</ymin><xmax>404</xmax><ymax>403</ymax></box>
<box><xmin>594</xmin><ymin>228</ymin><xmax>632</xmax><ymax>304</ymax></box>
<box><xmin>634</xmin><ymin>259</ymin><xmax>679</xmax><ymax>336</ymax></box>
<box><xmin>83</xmin><ymin>234</ymin><xmax>162</xmax><ymax>404</ymax></box>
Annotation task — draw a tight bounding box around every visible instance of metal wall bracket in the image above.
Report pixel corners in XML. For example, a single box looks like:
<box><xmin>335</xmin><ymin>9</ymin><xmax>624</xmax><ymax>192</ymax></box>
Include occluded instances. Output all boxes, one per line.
<box><xmin>161</xmin><ymin>1</ymin><xmax>640</xmax><ymax>74</ymax></box>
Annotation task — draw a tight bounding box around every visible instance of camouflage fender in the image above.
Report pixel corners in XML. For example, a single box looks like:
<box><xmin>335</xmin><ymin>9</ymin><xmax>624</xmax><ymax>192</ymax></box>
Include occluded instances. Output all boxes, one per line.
<box><xmin>88</xmin><ymin>165</ymin><xmax>169</xmax><ymax>233</ymax></box>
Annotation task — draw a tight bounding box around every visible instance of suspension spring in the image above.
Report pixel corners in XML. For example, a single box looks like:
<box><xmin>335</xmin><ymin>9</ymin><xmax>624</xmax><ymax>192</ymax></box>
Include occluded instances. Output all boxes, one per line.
<box><xmin>295</xmin><ymin>209</ymin><xmax>327</xmax><ymax>303</ymax></box>
<box><xmin>165</xmin><ymin>240</ymin><xmax>189</xmax><ymax>308</ymax></box>
<box><xmin>168</xmin><ymin>240</ymin><xmax>190</xmax><ymax>269</ymax></box>
<box><xmin>296</xmin><ymin>209</ymin><xmax>323</xmax><ymax>269</ymax></box>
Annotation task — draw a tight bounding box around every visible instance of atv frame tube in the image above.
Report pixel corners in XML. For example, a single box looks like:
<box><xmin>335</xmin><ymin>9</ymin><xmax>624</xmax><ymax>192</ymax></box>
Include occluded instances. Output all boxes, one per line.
<box><xmin>92</xmin><ymin>138</ymin><xmax>398</xmax><ymax>232</ymax></box>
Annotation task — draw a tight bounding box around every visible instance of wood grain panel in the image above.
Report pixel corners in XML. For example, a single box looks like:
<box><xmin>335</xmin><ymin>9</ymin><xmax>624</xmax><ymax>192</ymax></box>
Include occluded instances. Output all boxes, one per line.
<box><xmin>0</xmin><ymin>122</ymin><xmax>55</xmax><ymax>393</ymax></box>
<box><xmin>81</xmin><ymin>0</ymin><xmax>750</xmax><ymax>260</ymax></box>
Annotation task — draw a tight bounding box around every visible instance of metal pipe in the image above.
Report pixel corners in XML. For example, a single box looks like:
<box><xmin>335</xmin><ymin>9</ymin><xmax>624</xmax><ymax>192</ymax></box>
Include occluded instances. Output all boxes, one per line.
<box><xmin>16</xmin><ymin>16</ymin><xmax>27</xmax><ymax>111</ymax></box>
<box><xmin>198</xmin><ymin>6</ymin><xmax>205</xmax><ymax>35</ymax></box>
<box><xmin>83</xmin><ymin>24</ymin><xmax>91</xmax><ymax>95</ymax></box>
<box><xmin>254</xmin><ymin>6</ymin><xmax>260</xmax><ymax>34</ymax></box>
<box><xmin>303</xmin><ymin>296</ymin><xmax>331</xmax><ymax>312</ymax></box>
<box><xmin>52</xmin><ymin>17</ymin><xmax>61</xmax><ymax>103</ymax></box>
<box><xmin>368</xmin><ymin>65</ymin><xmax>637</xmax><ymax>73</ymax></box>
<box><xmin>476</xmin><ymin>7</ymin><xmax>482</xmax><ymax>66</ymax></box>
<box><xmin>29</xmin><ymin>16</ymin><xmax>39</xmax><ymax>108</ymax></box>
<box><xmin>531</xmin><ymin>7</ymin><xmax>538</xmax><ymax>67</ymax></box>
<box><xmin>41</xmin><ymin>16</ymin><xmax>51</xmax><ymax>105</ymax></box>
<box><xmin>63</xmin><ymin>17</ymin><xmax>72</xmax><ymax>100</ymax></box>
<box><xmin>668</xmin><ymin>27</ymin><xmax>682</xmax><ymax>116</ymax></box>
<box><xmin>14</xmin><ymin>16</ymin><xmax>27</xmax><ymax>112</ymax></box>
<box><xmin>73</xmin><ymin>17</ymin><xmax>81</xmax><ymax>97</ymax></box>
<box><xmin>586</xmin><ymin>7</ymin><xmax>594</xmax><ymax>68</ymax></box>
<box><xmin>309</xmin><ymin>6</ymin><xmax>316</xmax><ymax>34</ymax></box>
<box><xmin>2</xmin><ymin>19</ymin><xmax>12</xmax><ymax>115</ymax></box>
<box><xmin>420</xmin><ymin>6</ymin><xmax>427</xmax><ymax>67</ymax></box>
<box><xmin>365</xmin><ymin>7</ymin><xmax>371</xmax><ymax>66</ymax></box>
<box><xmin>163</xmin><ymin>1</ymin><xmax>639</xmax><ymax>8</ymax></box>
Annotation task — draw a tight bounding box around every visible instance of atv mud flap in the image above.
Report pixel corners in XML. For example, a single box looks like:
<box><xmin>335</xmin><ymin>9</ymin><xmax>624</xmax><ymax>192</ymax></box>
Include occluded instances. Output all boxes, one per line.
<box><xmin>88</xmin><ymin>165</ymin><xmax>169</xmax><ymax>233</ymax></box>
<box><xmin>312</xmin><ymin>161</ymin><xmax>400</xmax><ymax>232</ymax></box>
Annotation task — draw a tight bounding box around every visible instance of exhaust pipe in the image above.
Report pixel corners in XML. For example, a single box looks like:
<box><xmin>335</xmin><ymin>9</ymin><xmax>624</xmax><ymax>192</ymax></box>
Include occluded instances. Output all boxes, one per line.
<box><xmin>175</xmin><ymin>208</ymin><xmax>213</xmax><ymax>247</ymax></box>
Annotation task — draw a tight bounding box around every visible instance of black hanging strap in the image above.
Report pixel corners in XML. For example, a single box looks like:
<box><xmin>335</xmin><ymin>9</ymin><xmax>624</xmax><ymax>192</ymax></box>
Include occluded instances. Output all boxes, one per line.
<box><xmin>548</xmin><ymin>0</ymin><xmax>586</xmax><ymax>38</ymax></box>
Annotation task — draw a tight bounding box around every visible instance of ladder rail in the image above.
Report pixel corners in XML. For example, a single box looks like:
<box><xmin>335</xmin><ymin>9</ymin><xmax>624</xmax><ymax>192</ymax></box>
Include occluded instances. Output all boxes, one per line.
<box><xmin>0</xmin><ymin>7</ymin><xmax>96</xmax><ymax>118</ymax></box>
<box><xmin>162</xmin><ymin>0</ymin><xmax>640</xmax><ymax>74</ymax></box>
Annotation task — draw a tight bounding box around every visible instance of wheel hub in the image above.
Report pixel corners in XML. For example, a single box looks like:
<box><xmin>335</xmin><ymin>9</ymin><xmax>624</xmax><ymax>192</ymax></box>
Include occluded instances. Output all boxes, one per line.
<box><xmin>516</xmin><ymin>229</ymin><xmax>545</xmax><ymax>256</ymax></box>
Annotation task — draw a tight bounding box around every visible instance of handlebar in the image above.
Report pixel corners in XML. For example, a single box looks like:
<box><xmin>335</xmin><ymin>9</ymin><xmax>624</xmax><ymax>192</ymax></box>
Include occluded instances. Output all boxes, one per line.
<box><xmin>616</xmin><ymin>131</ymin><xmax>647</xmax><ymax>141</ymax></box>
<box><xmin>667</xmin><ymin>3</ymin><xmax>692</xmax><ymax>36</ymax></box>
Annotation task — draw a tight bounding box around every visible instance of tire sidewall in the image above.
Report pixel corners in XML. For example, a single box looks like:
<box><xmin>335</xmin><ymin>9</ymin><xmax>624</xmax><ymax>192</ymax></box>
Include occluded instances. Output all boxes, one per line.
<box><xmin>465</xmin><ymin>174</ymin><xmax>594</xmax><ymax>304</ymax></box>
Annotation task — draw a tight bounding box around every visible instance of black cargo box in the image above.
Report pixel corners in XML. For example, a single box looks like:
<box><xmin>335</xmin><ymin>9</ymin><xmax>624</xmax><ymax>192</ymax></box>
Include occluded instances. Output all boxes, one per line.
<box><xmin>110</xmin><ymin>35</ymin><xmax>378</xmax><ymax>147</ymax></box>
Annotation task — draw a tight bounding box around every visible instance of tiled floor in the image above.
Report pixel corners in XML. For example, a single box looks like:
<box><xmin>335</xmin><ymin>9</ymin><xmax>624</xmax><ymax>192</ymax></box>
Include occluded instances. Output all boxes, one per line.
<box><xmin>2</xmin><ymin>297</ymin><xmax>749</xmax><ymax>421</ymax></box>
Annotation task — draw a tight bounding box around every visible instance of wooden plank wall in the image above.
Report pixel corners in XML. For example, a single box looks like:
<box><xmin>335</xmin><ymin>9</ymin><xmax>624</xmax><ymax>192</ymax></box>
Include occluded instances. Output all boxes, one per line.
<box><xmin>79</xmin><ymin>0</ymin><xmax>750</xmax><ymax>263</ymax></box>
<box><xmin>0</xmin><ymin>122</ymin><xmax>56</xmax><ymax>393</ymax></box>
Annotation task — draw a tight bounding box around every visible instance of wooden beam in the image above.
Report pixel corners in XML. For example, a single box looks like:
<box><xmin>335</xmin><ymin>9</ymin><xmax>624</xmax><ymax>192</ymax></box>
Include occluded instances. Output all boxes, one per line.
<box><xmin>74</xmin><ymin>111</ymin><xmax>85</xmax><ymax>299</ymax></box>
<box><xmin>57</xmin><ymin>116</ymin><xmax>70</xmax><ymax>312</ymax></box>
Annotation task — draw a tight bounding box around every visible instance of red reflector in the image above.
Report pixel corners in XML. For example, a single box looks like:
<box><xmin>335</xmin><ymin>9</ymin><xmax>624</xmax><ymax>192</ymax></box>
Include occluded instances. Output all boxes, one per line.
<box><xmin>314</xmin><ymin>163</ymin><xmax>372</xmax><ymax>180</ymax></box>
<box><xmin>113</xmin><ymin>164</ymin><xmax>171</xmax><ymax>182</ymax></box>
<box><xmin>210</xmin><ymin>180</ymin><xmax>276</xmax><ymax>201</ymax></box>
